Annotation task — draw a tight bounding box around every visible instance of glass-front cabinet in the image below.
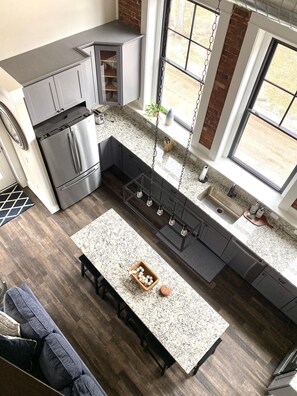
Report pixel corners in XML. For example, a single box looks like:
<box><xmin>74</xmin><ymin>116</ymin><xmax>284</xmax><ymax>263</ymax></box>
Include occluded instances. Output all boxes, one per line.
<box><xmin>95</xmin><ymin>38</ymin><xmax>142</xmax><ymax>106</ymax></box>
<box><xmin>96</xmin><ymin>46</ymin><xmax>121</xmax><ymax>105</ymax></box>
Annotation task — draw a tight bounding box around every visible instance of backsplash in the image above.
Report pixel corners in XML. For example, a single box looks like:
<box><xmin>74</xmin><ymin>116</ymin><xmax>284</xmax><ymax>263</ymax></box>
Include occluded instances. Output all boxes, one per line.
<box><xmin>110</xmin><ymin>105</ymin><xmax>297</xmax><ymax>240</ymax></box>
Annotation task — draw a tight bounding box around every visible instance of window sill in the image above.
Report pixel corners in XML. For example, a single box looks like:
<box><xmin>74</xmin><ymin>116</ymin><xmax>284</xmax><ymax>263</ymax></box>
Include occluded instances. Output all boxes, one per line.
<box><xmin>128</xmin><ymin>103</ymin><xmax>190</xmax><ymax>148</ymax></box>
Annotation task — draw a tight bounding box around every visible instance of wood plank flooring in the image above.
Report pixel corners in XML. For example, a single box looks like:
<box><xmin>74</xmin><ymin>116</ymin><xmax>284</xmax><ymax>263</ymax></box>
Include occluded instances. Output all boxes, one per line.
<box><xmin>0</xmin><ymin>182</ymin><xmax>296</xmax><ymax>396</ymax></box>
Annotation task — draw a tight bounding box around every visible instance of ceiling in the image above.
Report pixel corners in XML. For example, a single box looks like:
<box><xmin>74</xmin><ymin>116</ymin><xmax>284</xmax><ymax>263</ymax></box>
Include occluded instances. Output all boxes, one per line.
<box><xmin>228</xmin><ymin>0</ymin><xmax>297</xmax><ymax>30</ymax></box>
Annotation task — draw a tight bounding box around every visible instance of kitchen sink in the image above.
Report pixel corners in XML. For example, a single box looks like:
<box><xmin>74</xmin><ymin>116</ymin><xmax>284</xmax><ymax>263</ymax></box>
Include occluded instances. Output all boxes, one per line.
<box><xmin>198</xmin><ymin>186</ymin><xmax>244</xmax><ymax>224</ymax></box>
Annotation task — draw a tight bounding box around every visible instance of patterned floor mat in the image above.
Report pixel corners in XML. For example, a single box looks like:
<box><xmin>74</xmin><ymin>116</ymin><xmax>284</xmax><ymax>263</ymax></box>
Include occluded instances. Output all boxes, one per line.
<box><xmin>0</xmin><ymin>184</ymin><xmax>34</xmax><ymax>227</ymax></box>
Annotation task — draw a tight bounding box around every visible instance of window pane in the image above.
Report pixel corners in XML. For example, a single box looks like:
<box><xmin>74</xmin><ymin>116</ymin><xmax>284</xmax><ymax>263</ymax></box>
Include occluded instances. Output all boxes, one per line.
<box><xmin>192</xmin><ymin>6</ymin><xmax>216</xmax><ymax>48</ymax></box>
<box><xmin>253</xmin><ymin>81</ymin><xmax>293</xmax><ymax>124</ymax></box>
<box><xmin>169</xmin><ymin>0</ymin><xmax>194</xmax><ymax>38</ymax></box>
<box><xmin>281</xmin><ymin>99</ymin><xmax>297</xmax><ymax>135</ymax></box>
<box><xmin>166</xmin><ymin>31</ymin><xmax>188</xmax><ymax>69</ymax></box>
<box><xmin>187</xmin><ymin>42</ymin><xmax>208</xmax><ymax>79</ymax></box>
<box><xmin>233</xmin><ymin>114</ymin><xmax>297</xmax><ymax>188</ymax></box>
<box><xmin>265</xmin><ymin>44</ymin><xmax>297</xmax><ymax>94</ymax></box>
<box><xmin>162</xmin><ymin>63</ymin><xmax>201</xmax><ymax>127</ymax></box>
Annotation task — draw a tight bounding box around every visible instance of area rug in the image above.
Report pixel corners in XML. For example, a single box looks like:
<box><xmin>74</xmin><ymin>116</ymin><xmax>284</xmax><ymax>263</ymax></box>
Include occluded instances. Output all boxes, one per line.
<box><xmin>0</xmin><ymin>184</ymin><xmax>34</xmax><ymax>227</ymax></box>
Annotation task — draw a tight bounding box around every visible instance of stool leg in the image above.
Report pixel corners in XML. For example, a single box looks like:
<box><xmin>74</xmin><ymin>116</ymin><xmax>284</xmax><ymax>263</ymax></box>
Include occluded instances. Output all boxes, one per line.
<box><xmin>81</xmin><ymin>262</ymin><xmax>85</xmax><ymax>278</ymax></box>
<box><xmin>95</xmin><ymin>277</ymin><xmax>99</xmax><ymax>295</ymax></box>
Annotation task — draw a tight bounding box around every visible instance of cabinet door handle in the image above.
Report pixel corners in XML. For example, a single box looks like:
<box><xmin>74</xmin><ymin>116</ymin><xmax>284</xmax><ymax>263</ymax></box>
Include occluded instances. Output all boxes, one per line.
<box><xmin>278</xmin><ymin>277</ymin><xmax>286</xmax><ymax>285</ymax></box>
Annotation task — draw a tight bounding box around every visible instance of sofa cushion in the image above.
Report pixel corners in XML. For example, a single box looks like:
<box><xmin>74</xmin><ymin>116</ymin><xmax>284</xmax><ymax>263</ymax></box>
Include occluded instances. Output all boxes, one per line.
<box><xmin>4</xmin><ymin>285</ymin><xmax>57</xmax><ymax>340</ymax></box>
<box><xmin>0</xmin><ymin>311</ymin><xmax>20</xmax><ymax>336</ymax></box>
<box><xmin>40</xmin><ymin>332</ymin><xmax>83</xmax><ymax>390</ymax></box>
<box><xmin>0</xmin><ymin>334</ymin><xmax>37</xmax><ymax>371</ymax></box>
<box><xmin>72</xmin><ymin>374</ymin><xmax>106</xmax><ymax>396</ymax></box>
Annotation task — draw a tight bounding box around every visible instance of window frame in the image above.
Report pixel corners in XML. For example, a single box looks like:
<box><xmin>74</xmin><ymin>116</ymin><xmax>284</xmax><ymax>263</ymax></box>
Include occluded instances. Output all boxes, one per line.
<box><xmin>157</xmin><ymin>0</ymin><xmax>219</xmax><ymax>130</ymax></box>
<box><xmin>229</xmin><ymin>38</ymin><xmax>297</xmax><ymax>193</ymax></box>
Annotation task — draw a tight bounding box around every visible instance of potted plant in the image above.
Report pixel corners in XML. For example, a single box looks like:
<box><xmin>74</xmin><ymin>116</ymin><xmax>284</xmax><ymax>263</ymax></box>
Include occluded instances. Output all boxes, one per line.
<box><xmin>144</xmin><ymin>103</ymin><xmax>167</xmax><ymax>118</ymax></box>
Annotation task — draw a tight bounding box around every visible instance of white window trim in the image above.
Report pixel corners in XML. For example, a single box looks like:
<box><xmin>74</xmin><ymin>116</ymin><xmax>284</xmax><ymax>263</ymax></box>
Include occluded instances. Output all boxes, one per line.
<box><xmin>207</xmin><ymin>11</ymin><xmax>297</xmax><ymax>221</ymax></box>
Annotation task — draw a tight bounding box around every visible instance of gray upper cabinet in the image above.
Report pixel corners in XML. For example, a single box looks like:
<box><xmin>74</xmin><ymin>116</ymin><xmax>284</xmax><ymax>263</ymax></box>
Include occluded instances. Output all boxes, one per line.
<box><xmin>95</xmin><ymin>39</ymin><xmax>141</xmax><ymax>106</ymax></box>
<box><xmin>82</xmin><ymin>46</ymin><xmax>99</xmax><ymax>109</ymax></box>
<box><xmin>221</xmin><ymin>238</ymin><xmax>267</xmax><ymax>282</ymax></box>
<box><xmin>23</xmin><ymin>64</ymin><xmax>85</xmax><ymax>125</ymax></box>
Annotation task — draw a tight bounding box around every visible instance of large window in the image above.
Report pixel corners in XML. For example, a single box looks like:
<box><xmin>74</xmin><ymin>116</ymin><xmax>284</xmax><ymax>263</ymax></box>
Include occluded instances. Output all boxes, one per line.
<box><xmin>159</xmin><ymin>0</ymin><xmax>219</xmax><ymax>129</ymax></box>
<box><xmin>230</xmin><ymin>40</ymin><xmax>297</xmax><ymax>192</ymax></box>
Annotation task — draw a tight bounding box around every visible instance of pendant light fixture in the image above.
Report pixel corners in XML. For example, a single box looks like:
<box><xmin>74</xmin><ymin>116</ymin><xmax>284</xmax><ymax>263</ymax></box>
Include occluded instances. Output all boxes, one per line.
<box><xmin>145</xmin><ymin>0</ymin><xmax>222</xmax><ymax>242</ymax></box>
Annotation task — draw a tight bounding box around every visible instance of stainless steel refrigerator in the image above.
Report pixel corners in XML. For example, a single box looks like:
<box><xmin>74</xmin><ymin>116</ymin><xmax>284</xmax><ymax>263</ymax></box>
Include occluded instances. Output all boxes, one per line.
<box><xmin>36</xmin><ymin>106</ymin><xmax>101</xmax><ymax>209</ymax></box>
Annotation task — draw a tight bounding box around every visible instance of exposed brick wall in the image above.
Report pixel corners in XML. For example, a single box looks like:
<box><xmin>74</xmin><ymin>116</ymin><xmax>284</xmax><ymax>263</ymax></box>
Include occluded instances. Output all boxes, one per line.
<box><xmin>118</xmin><ymin>0</ymin><xmax>141</xmax><ymax>32</ymax></box>
<box><xmin>292</xmin><ymin>199</ymin><xmax>297</xmax><ymax>210</ymax></box>
<box><xmin>199</xmin><ymin>6</ymin><xmax>251</xmax><ymax>149</ymax></box>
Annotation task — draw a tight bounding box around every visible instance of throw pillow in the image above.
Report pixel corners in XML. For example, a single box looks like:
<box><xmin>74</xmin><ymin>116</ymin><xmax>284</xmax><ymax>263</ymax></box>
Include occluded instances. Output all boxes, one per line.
<box><xmin>0</xmin><ymin>334</ymin><xmax>37</xmax><ymax>371</ymax></box>
<box><xmin>72</xmin><ymin>374</ymin><xmax>106</xmax><ymax>396</ymax></box>
<box><xmin>0</xmin><ymin>311</ymin><xmax>20</xmax><ymax>336</ymax></box>
<box><xmin>39</xmin><ymin>332</ymin><xmax>83</xmax><ymax>390</ymax></box>
<box><xmin>4</xmin><ymin>285</ymin><xmax>57</xmax><ymax>340</ymax></box>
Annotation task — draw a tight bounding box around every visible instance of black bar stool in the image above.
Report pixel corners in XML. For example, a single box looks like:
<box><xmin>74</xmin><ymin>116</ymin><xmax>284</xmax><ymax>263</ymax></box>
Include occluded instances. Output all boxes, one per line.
<box><xmin>79</xmin><ymin>255</ymin><xmax>101</xmax><ymax>295</ymax></box>
<box><xmin>143</xmin><ymin>333</ymin><xmax>175</xmax><ymax>375</ymax></box>
<box><xmin>192</xmin><ymin>338</ymin><xmax>222</xmax><ymax>375</ymax></box>
<box><xmin>124</xmin><ymin>307</ymin><xmax>150</xmax><ymax>346</ymax></box>
<box><xmin>100</xmin><ymin>278</ymin><xmax>126</xmax><ymax>318</ymax></box>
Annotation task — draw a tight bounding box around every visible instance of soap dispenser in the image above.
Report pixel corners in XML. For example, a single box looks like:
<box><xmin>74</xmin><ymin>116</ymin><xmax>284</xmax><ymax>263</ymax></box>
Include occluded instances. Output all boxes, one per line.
<box><xmin>198</xmin><ymin>165</ymin><xmax>208</xmax><ymax>183</ymax></box>
<box><xmin>248</xmin><ymin>202</ymin><xmax>259</xmax><ymax>218</ymax></box>
<box><xmin>255</xmin><ymin>207</ymin><xmax>265</xmax><ymax>219</ymax></box>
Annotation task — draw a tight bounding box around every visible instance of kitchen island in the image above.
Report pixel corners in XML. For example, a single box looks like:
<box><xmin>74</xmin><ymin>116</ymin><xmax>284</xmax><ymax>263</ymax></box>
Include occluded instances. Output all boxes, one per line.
<box><xmin>71</xmin><ymin>208</ymin><xmax>229</xmax><ymax>374</ymax></box>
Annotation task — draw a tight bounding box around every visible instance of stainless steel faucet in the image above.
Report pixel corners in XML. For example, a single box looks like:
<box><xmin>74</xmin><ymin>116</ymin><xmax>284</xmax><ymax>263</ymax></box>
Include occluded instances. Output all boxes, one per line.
<box><xmin>227</xmin><ymin>184</ymin><xmax>237</xmax><ymax>198</ymax></box>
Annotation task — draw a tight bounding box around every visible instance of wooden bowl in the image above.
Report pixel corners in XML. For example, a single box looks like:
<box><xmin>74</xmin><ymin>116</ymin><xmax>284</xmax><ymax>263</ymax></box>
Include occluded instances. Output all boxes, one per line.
<box><xmin>159</xmin><ymin>285</ymin><xmax>172</xmax><ymax>297</ymax></box>
<box><xmin>129</xmin><ymin>261</ymin><xmax>159</xmax><ymax>291</ymax></box>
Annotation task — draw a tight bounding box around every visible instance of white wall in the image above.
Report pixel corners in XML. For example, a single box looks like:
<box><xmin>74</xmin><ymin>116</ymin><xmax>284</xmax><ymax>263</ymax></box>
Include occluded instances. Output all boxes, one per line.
<box><xmin>0</xmin><ymin>0</ymin><xmax>117</xmax><ymax>60</ymax></box>
<box><xmin>0</xmin><ymin>68</ymin><xmax>59</xmax><ymax>213</ymax></box>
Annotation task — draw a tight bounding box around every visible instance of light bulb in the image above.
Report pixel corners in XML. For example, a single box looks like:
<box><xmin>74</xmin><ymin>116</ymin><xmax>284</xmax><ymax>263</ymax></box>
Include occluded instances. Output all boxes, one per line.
<box><xmin>146</xmin><ymin>197</ymin><xmax>153</xmax><ymax>207</ymax></box>
<box><xmin>136</xmin><ymin>188</ymin><xmax>143</xmax><ymax>198</ymax></box>
<box><xmin>169</xmin><ymin>216</ymin><xmax>175</xmax><ymax>226</ymax></box>
<box><xmin>181</xmin><ymin>226</ymin><xmax>188</xmax><ymax>236</ymax></box>
<box><xmin>157</xmin><ymin>206</ymin><xmax>163</xmax><ymax>216</ymax></box>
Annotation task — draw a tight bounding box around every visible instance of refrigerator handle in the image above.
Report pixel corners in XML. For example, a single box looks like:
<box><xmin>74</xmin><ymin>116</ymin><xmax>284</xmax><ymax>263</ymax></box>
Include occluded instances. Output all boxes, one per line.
<box><xmin>67</xmin><ymin>131</ymin><xmax>79</xmax><ymax>173</ymax></box>
<box><xmin>71</xmin><ymin>128</ymin><xmax>82</xmax><ymax>173</ymax></box>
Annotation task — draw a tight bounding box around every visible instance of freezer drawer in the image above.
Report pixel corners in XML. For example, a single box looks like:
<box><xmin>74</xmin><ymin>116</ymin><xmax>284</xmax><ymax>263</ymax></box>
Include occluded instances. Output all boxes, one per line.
<box><xmin>56</xmin><ymin>164</ymin><xmax>101</xmax><ymax>209</ymax></box>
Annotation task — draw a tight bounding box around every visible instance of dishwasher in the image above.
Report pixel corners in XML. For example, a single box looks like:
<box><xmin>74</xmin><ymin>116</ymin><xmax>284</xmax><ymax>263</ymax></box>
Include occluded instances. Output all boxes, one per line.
<box><xmin>221</xmin><ymin>238</ymin><xmax>266</xmax><ymax>282</ymax></box>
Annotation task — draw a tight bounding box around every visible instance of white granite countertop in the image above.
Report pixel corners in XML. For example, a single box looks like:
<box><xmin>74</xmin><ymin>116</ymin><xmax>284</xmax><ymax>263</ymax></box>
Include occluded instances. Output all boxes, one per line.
<box><xmin>95</xmin><ymin>106</ymin><xmax>297</xmax><ymax>287</ymax></box>
<box><xmin>71</xmin><ymin>209</ymin><xmax>229</xmax><ymax>374</ymax></box>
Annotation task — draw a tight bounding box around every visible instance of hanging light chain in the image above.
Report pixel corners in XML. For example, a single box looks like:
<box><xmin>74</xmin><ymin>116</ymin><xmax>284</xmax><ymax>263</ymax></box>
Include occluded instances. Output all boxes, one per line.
<box><xmin>176</xmin><ymin>0</ymin><xmax>221</xmax><ymax>193</ymax></box>
<box><xmin>149</xmin><ymin>0</ymin><xmax>171</xmax><ymax>196</ymax></box>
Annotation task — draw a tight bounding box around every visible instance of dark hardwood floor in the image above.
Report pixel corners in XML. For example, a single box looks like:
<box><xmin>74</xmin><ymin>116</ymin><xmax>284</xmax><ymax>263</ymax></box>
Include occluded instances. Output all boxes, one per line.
<box><xmin>0</xmin><ymin>179</ymin><xmax>296</xmax><ymax>396</ymax></box>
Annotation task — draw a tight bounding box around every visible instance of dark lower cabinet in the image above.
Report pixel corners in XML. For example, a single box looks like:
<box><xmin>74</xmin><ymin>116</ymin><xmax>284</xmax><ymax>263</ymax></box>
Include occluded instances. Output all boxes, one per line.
<box><xmin>221</xmin><ymin>238</ymin><xmax>266</xmax><ymax>282</ymax></box>
<box><xmin>111</xmin><ymin>136</ymin><xmax>122</xmax><ymax>168</ymax></box>
<box><xmin>252</xmin><ymin>270</ymin><xmax>295</xmax><ymax>309</ymax></box>
<box><xmin>282</xmin><ymin>298</ymin><xmax>297</xmax><ymax>323</ymax></box>
<box><xmin>122</xmin><ymin>146</ymin><xmax>141</xmax><ymax>180</ymax></box>
<box><xmin>99</xmin><ymin>138</ymin><xmax>113</xmax><ymax>171</ymax></box>
<box><xmin>199</xmin><ymin>223</ymin><xmax>230</xmax><ymax>257</ymax></box>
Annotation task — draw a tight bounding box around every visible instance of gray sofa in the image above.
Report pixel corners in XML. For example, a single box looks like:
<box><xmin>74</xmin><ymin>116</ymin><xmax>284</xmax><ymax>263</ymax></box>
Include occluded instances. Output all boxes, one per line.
<box><xmin>3</xmin><ymin>284</ymin><xmax>107</xmax><ymax>396</ymax></box>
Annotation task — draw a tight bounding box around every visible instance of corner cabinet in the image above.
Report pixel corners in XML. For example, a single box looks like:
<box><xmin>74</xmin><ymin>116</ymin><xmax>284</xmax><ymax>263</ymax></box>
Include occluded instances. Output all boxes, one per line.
<box><xmin>23</xmin><ymin>65</ymin><xmax>86</xmax><ymax>125</ymax></box>
<box><xmin>82</xmin><ymin>46</ymin><xmax>99</xmax><ymax>109</ymax></box>
<box><xmin>95</xmin><ymin>39</ymin><xmax>142</xmax><ymax>106</ymax></box>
